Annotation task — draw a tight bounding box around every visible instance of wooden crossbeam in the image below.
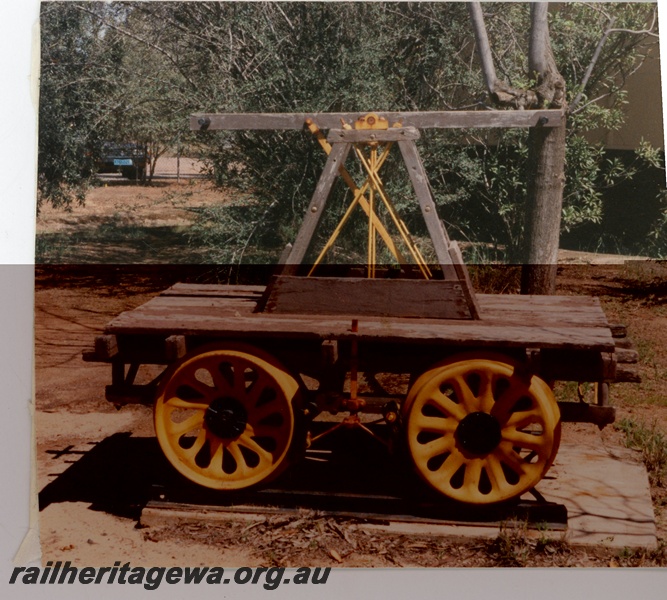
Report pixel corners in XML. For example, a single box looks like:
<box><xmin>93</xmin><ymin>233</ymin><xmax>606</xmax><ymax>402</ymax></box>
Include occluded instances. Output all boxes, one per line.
<box><xmin>191</xmin><ymin>109</ymin><xmax>564</xmax><ymax>131</ymax></box>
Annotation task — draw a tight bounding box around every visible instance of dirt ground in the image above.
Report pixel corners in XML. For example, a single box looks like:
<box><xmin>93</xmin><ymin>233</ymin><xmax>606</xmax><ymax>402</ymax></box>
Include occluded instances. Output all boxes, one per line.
<box><xmin>34</xmin><ymin>172</ymin><xmax>667</xmax><ymax>568</ymax></box>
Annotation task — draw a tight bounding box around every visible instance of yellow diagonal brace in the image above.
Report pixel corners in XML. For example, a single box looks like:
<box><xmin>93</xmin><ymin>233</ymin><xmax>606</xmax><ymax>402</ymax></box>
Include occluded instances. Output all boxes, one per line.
<box><xmin>308</xmin><ymin>146</ymin><xmax>394</xmax><ymax>277</ymax></box>
<box><xmin>368</xmin><ymin>147</ymin><xmax>377</xmax><ymax>278</ymax></box>
<box><xmin>360</xmin><ymin>150</ymin><xmax>432</xmax><ymax>278</ymax></box>
<box><xmin>308</xmin><ymin>177</ymin><xmax>369</xmax><ymax>275</ymax></box>
<box><xmin>354</xmin><ymin>146</ymin><xmax>432</xmax><ymax>279</ymax></box>
<box><xmin>307</xmin><ymin>146</ymin><xmax>392</xmax><ymax>276</ymax></box>
<box><xmin>306</xmin><ymin>121</ymin><xmax>405</xmax><ymax>265</ymax></box>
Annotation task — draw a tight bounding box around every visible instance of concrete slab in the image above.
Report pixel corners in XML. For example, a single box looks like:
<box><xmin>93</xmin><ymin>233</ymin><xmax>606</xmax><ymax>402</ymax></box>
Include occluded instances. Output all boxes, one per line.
<box><xmin>538</xmin><ymin>442</ymin><xmax>657</xmax><ymax>549</ymax></box>
<box><xmin>140</xmin><ymin>442</ymin><xmax>657</xmax><ymax>550</ymax></box>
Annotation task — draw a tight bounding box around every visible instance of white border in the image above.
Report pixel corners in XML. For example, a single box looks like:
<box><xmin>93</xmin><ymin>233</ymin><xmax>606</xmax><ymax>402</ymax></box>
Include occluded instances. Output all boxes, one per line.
<box><xmin>2</xmin><ymin>1</ymin><xmax>667</xmax><ymax>599</ymax></box>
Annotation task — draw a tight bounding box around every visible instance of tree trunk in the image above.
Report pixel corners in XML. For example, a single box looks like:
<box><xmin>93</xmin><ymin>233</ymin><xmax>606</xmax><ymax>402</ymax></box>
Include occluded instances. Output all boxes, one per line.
<box><xmin>469</xmin><ymin>2</ymin><xmax>566</xmax><ymax>294</ymax></box>
<box><xmin>521</xmin><ymin>120</ymin><xmax>566</xmax><ymax>295</ymax></box>
<box><xmin>521</xmin><ymin>3</ymin><xmax>566</xmax><ymax>295</ymax></box>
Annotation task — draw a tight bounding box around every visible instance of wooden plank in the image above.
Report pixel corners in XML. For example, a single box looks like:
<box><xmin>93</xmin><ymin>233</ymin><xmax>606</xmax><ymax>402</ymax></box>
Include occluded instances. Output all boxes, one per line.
<box><xmin>615</xmin><ymin>364</ymin><xmax>641</xmax><ymax>383</ymax></box>
<box><xmin>109</xmin><ymin>307</ymin><xmax>613</xmax><ymax>352</ymax></box>
<box><xmin>614</xmin><ymin>337</ymin><xmax>636</xmax><ymax>350</ymax></box>
<box><xmin>106</xmin><ymin>310</ymin><xmax>614</xmax><ymax>351</ymax></box>
<box><xmin>126</xmin><ymin>305</ymin><xmax>255</xmax><ymax>320</ymax></box>
<box><xmin>161</xmin><ymin>283</ymin><xmax>264</xmax><ymax>297</ymax></box>
<box><xmin>477</xmin><ymin>295</ymin><xmax>609</xmax><ymax>326</ymax></box>
<box><xmin>480</xmin><ymin>305</ymin><xmax>608</xmax><ymax>324</ymax></box>
<box><xmin>558</xmin><ymin>403</ymin><xmax>615</xmax><ymax>427</ymax></box>
<box><xmin>537</xmin><ymin>350</ymin><xmax>615</xmax><ymax>382</ymax></box>
<box><xmin>131</xmin><ymin>288</ymin><xmax>611</xmax><ymax>329</ymax></box>
<box><xmin>326</xmin><ymin>127</ymin><xmax>420</xmax><ymax>143</ymax></box>
<box><xmin>165</xmin><ymin>335</ymin><xmax>187</xmax><ymax>362</ymax></box>
<box><xmin>262</xmin><ymin>276</ymin><xmax>472</xmax><ymax>319</ymax></box>
<box><xmin>285</xmin><ymin>142</ymin><xmax>352</xmax><ymax>265</ymax></box>
<box><xmin>122</xmin><ymin>303</ymin><xmax>612</xmax><ymax>333</ymax></box>
<box><xmin>162</xmin><ymin>285</ymin><xmax>607</xmax><ymax>319</ymax></box>
<box><xmin>148</xmin><ymin>296</ymin><xmax>257</xmax><ymax>310</ymax></box>
<box><xmin>191</xmin><ymin>110</ymin><xmax>564</xmax><ymax>131</ymax></box>
<box><xmin>94</xmin><ymin>335</ymin><xmax>118</xmax><ymax>360</ymax></box>
<box><xmin>615</xmin><ymin>347</ymin><xmax>639</xmax><ymax>364</ymax></box>
<box><xmin>398</xmin><ymin>140</ymin><xmax>456</xmax><ymax>279</ymax></box>
<box><xmin>609</xmin><ymin>323</ymin><xmax>627</xmax><ymax>338</ymax></box>
<box><xmin>480</xmin><ymin>313</ymin><xmax>608</xmax><ymax>328</ymax></box>
<box><xmin>478</xmin><ymin>294</ymin><xmax>602</xmax><ymax>308</ymax></box>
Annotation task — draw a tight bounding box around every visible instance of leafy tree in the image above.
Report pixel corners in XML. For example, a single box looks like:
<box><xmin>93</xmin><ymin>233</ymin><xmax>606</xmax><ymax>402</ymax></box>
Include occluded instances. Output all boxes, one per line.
<box><xmin>37</xmin><ymin>2</ymin><xmax>123</xmax><ymax>207</ymax></box>
<box><xmin>38</xmin><ymin>2</ymin><xmax>662</xmax><ymax>267</ymax></box>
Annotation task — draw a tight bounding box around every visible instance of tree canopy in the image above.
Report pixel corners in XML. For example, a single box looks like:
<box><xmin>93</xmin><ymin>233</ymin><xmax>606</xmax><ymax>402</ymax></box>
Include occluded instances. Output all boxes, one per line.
<box><xmin>38</xmin><ymin>2</ymin><xmax>663</xmax><ymax>260</ymax></box>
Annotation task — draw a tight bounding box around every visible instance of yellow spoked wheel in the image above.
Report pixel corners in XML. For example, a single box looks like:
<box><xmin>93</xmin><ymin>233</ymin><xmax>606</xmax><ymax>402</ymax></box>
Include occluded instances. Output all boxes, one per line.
<box><xmin>543</xmin><ymin>389</ymin><xmax>562</xmax><ymax>475</ymax></box>
<box><xmin>404</xmin><ymin>355</ymin><xmax>560</xmax><ymax>505</ymax></box>
<box><xmin>154</xmin><ymin>344</ymin><xmax>300</xmax><ymax>490</ymax></box>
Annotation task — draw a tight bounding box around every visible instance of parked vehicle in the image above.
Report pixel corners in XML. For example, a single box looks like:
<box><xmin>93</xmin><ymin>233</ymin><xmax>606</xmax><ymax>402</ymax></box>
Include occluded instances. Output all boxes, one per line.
<box><xmin>96</xmin><ymin>142</ymin><xmax>149</xmax><ymax>180</ymax></box>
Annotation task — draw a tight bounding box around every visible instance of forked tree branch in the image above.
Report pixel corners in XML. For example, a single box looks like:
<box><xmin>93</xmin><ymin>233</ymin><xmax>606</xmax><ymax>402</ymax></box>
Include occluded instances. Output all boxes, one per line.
<box><xmin>528</xmin><ymin>3</ymin><xmax>566</xmax><ymax>108</ymax></box>
<box><xmin>468</xmin><ymin>2</ymin><xmax>538</xmax><ymax>109</ymax></box>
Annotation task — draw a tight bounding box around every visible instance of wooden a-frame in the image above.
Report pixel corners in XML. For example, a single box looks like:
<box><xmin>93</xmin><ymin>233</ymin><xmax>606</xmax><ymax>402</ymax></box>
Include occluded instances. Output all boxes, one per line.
<box><xmin>191</xmin><ymin>110</ymin><xmax>564</xmax><ymax>321</ymax></box>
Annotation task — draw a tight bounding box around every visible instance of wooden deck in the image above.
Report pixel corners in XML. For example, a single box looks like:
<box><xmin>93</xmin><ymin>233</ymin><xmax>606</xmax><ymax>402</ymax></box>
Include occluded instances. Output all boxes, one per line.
<box><xmin>105</xmin><ymin>283</ymin><xmax>614</xmax><ymax>352</ymax></box>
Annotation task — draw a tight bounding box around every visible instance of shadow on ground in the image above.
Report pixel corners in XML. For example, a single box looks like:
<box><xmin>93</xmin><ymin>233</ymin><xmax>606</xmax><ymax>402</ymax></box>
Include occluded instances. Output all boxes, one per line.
<box><xmin>38</xmin><ymin>427</ymin><xmax>566</xmax><ymax>527</ymax></box>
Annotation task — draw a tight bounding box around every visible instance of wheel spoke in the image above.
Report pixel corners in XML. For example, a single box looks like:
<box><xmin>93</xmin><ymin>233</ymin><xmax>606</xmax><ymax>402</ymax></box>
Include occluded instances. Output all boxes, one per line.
<box><xmin>176</xmin><ymin>372</ymin><xmax>216</xmax><ymax>400</ymax></box>
<box><xmin>477</xmin><ymin>371</ymin><xmax>495</xmax><ymax>413</ymax></box>
<box><xmin>485</xmin><ymin>453</ymin><xmax>510</xmax><ymax>491</ymax></box>
<box><xmin>166</xmin><ymin>413</ymin><xmax>203</xmax><ymax>437</ymax></box>
<box><xmin>245</xmin><ymin>421</ymin><xmax>280</xmax><ymax>439</ymax></box>
<box><xmin>206</xmin><ymin>438</ymin><xmax>224</xmax><ymax>475</ymax></box>
<box><xmin>209</xmin><ymin>360</ymin><xmax>236</xmax><ymax>394</ymax></box>
<box><xmin>429</xmin><ymin>391</ymin><xmax>467</xmax><ymax>421</ymax></box>
<box><xmin>411</xmin><ymin>413</ymin><xmax>458</xmax><ymax>435</ymax></box>
<box><xmin>246</xmin><ymin>374</ymin><xmax>274</xmax><ymax>405</ymax></box>
<box><xmin>463</xmin><ymin>459</ymin><xmax>483</xmax><ymax>492</ymax></box>
<box><xmin>239</xmin><ymin>432</ymin><xmax>274</xmax><ymax>464</ymax></box>
<box><xmin>503</xmin><ymin>410</ymin><xmax>544</xmax><ymax>432</ymax></box>
<box><xmin>251</xmin><ymin>398</ymin><xmax>283</xmax><ymax>422</ymax></box>
<box><xmin>229</xmin><ymin>358</ymin><xmax>249</xmax><ymax>394</ymax></box>
<box><xmin>412</xmin><ymin>435</ymin><xmax>454</xmax><ymax>462</ymax></box>
<box><xmin>184</xmin><ymin>428</ymin><xmax>207</xmax><ymax>458</ymax></box>
<box><xmin>434</xmin><ymin>449</ymin><xmax>466</xmax><ymax>484</ymax></box>
<box><xmin>225</xmin><ymin>441</ymin><xmax>250</xmax><ymax>477</ymax></box>
<box><xmin>164</xmin><ymin>396</ymin><xmax>208</xmax><ymax>412</ymax></box>
<box><xmin>495</xmin><ymin>442</ymin><xmax>528</xmax><ymax>473</ymax></box>
<box><xmin>491</xmin><ymin>386</ymin><xmax>527</xmax><ymax>425</ymax></box>
<box><xmin>450</xmin><ymin>376</ymin><xmax>477</xmax><ymax>413</ymax></box>
<box><xmin>502</xmin><ymin>429</ymin><xmax>548</xmax><ymax>452</ymax></box>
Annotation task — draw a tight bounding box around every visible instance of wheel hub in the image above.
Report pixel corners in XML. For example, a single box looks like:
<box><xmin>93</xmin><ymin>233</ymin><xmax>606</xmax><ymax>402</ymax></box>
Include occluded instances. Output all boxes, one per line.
<box><xmin>455</xmin><ymin>411</ymin><xmax>502</xmax><ymax>455</ymax></box>
<box><xmin>204</xmin><ymin>396</ymin><xmax>248</xmax><ymax>439</ymax></box>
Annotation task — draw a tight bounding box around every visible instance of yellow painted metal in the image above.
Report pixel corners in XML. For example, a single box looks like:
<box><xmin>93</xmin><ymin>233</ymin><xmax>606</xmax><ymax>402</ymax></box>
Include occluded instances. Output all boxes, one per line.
<box><xmin>367</xmin><ymin>146</ymin><xmax>377</xmax><ymax>278</ymax></box>
<box><xmin>543</xmin><ymin>384</ymin><xmax>562</xmax><ymax>474</ymax></box>
<box><xmin>306</xmin><ymin>116</ymin><xmax>432</xmax><ymax>278</ymax></box>
<box><xmin>353</xmin><ymin>146</ymin><xmax>432</xmax><ymax>279</ymax></box>
<box><xmin>308</xmin><ymin>143</ymin><xmax>394</xmax><ymax>275</ymax></box>
<box><xmin>305</xmin><ymin>121</ymin><xmax>405</xmax><ymax>268</ymax></box>
<box><xmin>354</xmin><ymin>112</ymin><xmax>389</xmax><ymax>130</ymax></box>
<box><xmin>403</xmin><ymin>355</ymin><xmax>560</xmax><ymax>504</ymax></box>
<box><xmin>154</xmin><ymin>344</ymin><xmax>300</xmax><ymax>490</ymax></box>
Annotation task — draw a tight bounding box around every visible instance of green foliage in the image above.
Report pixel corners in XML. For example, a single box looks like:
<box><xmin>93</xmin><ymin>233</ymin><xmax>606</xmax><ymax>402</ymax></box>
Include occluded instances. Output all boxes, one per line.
<box><xmin>644</xmin><ymin>191</ymin><xmax>667</xmax><ymax>258</ymax></box>
<box><xmin>37</xmin><ymin>2</ymin><xmax>662</xmax><ymax>260</ymax></box>
<box><xmin>37</xmin><ymin>3</ymin><xmax>117</xmax><ymax>207</ymax></box>
<box><xmin>490</xmin><ymin>521</ymin><xmax>532</xmax><ymax>567</ymax></box>
<box><xmin>617</xmin><ymin>418</ymin><xmax>667</xmax><ymax>487</ymax></box>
